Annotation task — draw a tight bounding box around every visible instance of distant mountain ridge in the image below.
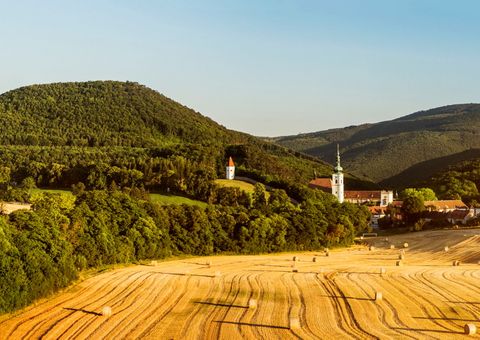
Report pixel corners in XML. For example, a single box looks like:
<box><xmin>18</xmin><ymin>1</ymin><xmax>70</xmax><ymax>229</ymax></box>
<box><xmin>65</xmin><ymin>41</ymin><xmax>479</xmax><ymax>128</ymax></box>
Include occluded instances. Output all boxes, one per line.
<box><xmin>270</xmin><ymin>104</ymin><xmax>480</xmax><ymax>186</ymax></box>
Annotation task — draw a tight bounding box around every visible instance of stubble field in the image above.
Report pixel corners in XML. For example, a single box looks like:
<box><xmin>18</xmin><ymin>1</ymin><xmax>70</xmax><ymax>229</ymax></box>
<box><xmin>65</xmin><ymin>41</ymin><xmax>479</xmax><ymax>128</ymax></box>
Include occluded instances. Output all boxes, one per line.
<box><xmin>1</xmin><ymin>229</ymin><xmax>479</xmax><ymax>339</ymax></box>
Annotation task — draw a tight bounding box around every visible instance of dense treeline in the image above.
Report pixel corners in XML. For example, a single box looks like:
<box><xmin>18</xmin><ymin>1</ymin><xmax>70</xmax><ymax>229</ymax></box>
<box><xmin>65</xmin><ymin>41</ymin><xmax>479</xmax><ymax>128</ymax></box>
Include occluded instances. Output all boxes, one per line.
<box><xmin>0</xmin><ymin>187</ymin><xmax>370</xmax><ymax>313</ymax></box>
<box><xmin>426</xmin><ymin>158</ymin><xmax>480</xmax><ymax>204</ymax></box>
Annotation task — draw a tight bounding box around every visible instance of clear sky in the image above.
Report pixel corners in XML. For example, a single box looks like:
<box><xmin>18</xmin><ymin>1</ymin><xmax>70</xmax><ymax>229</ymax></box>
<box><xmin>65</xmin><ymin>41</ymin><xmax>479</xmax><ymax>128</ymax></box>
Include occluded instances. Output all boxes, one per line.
<box><xmin>1</xmin><ymin>0</ymin><xmax>479</xmax><ymax>136</ymax></box>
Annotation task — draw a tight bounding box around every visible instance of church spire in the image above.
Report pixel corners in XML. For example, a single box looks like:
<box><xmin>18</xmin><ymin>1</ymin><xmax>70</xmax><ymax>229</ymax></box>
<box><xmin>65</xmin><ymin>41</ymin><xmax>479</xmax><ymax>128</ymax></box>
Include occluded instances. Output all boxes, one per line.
<box><xmin>334</xmin><ymin>144</ymin><xmax>343</xmax><ymax>173</ymax></box>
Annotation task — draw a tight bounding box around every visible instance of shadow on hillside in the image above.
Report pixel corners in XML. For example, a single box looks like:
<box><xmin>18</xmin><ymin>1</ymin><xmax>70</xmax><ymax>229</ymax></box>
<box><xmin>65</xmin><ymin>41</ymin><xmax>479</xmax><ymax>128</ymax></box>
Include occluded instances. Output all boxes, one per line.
<box><xmin>390</xmin><ymin>327</ymin><xmax>463</xmax><ymax>335</ymax></box>
<box><xmin>63</xmin><ymin>307</ymin><xmax>102</xmax><ymax>316</ymax></box>
<box><xmin>214</xmin><ymin>320</ymin><xmax>289</xmax><ymax>329</ymax></box>
<box><xmin>381</xmin><ymin>148</ymin><xmax>480</xmax><ymax>187</ymax></box>
<box><xmin>195</xmin><ymin>301</ymin><xmax>248</xmax><ymax>309</ymax></box>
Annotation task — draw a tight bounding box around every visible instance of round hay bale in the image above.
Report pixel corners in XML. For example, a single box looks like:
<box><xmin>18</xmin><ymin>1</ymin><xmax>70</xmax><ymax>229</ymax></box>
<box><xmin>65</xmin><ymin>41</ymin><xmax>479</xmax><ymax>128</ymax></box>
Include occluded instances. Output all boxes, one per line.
<box><xmin>380</xmin><ymin>267</ymin><xmax>386</xmax><ymax>275</ymax></box>
<box><xmin>396</xmin><ymin>260</ymin><xmax>403</xmax><ymax>266</ymax></box>
<box><xmin>101</xmin><ymin>306</ymin><xmax>112</xmax><ymax>317</ymax></box>
<box><xmin>390</xmin><ymin>244</ymin><xmax>395</xmax><ymax>249</ymax></box>
<box><xmin>292</xmin><ymin>268</ymin><xmax>299</xmax><ymax>273</ymax></box>
<box><xmin>403</xmin><ymin>242</ymin><xmax>409</xmax><ymax>248</ymax></box>
<box><xmin>324</xmin><ymin>247</ymin><xmax>329</xmax><ymax>252</ymax></box>
<box><xmin>312</xmin><ymin>257</ymin><xmax>317</xmax><ymax>262</ymax></box>
<box><xmin>150</xmin><ymin>260</ymin><xmax>157</xmax><ymax>266</ymax></box>
<box><xmin>290</xmin><ymin>317</ymin><xmax>301</xmax><ymax>329</ymax></box>
<box><xmin>369</xmin><ymin>246</ymin><xmax>375</xmax><ymax>251</ymax></box>
<box><xmin>248</xmin><ymin>298</ymin><xmax>257</xmax><ymax>309</ymax></box>
<box><xmin>360</xmin><ymin>236</ymin><xmax>364</xmax><ymax>240</ymax></box>
<box><xmin>464</xmin><ymin>323</ymin><xmax>477</xmax><ymax>335</ymax></box>
<box><xmin>399</xmin><ymin>254</ymin><xmax>405</xmax><ymax>260</ymax></box>
<box><xmin>325</xmin><ymin>251</ymin><xmax>330</xmax><ymax>257</ymax></box>
<box><xmin>444</xmin><ymin>246</ymin><xmax>449</xmax><ymax>252</ymax></box>
<box><xmin>385</xmin><ymin>237</ymin><xmax>389</xmax><ymax>242</ymax></box>
<box><xmin>375</xmin><ymin>292</ymin><xmax>383</xmax><ymax>301</ymax></box>
<box><xmin>292</xmin><ymin>256</ymin><xmax>298</xmax><ymax>261</ymax></box>
<box><xmin>453</xmin><ymin>260</ymin><xmax>460</xmax><ymax>266</ymax></box>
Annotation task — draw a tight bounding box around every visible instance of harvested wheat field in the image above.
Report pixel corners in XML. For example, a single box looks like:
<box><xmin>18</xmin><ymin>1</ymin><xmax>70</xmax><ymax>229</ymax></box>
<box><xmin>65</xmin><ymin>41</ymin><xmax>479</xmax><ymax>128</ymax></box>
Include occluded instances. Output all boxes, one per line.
<box><xmin>1</xmin><ymin>229</ymin><xmax>479</xmax><ymax>339</ymax></box>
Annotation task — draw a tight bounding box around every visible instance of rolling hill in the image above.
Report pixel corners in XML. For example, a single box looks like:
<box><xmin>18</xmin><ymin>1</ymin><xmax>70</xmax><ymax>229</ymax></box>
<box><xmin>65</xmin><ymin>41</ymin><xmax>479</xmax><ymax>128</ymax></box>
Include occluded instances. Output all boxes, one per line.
<box><xmin>270</xmin><ymin>104</ymin><xmax>480</xmax><ymax>186</ymax></box>
<box><xmin>0</xmin><ymin>81</ymin><xmax>372</xmax><ymax>191</ymax></box>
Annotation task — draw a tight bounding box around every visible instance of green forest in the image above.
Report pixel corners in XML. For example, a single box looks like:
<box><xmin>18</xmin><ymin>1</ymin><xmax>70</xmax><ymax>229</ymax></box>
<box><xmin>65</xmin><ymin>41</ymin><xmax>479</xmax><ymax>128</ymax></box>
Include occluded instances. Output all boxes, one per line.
<box><xmin>0</xmin><ymin>81</ymin><xmax>372</xmax><ymax>314</ymax></box>
<box><xmin>0</xmin><ymin>185</ymin><xmax>370</xmax><ymax>313</ymax></box>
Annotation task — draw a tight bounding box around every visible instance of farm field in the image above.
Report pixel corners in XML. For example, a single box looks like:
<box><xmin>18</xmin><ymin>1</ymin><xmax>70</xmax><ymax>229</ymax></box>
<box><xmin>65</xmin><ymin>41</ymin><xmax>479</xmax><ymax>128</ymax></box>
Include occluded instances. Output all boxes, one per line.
<box><xmin>1</xmin><ymin>229</ymin><xmax>479</xmax><ymax>339</ymax></box>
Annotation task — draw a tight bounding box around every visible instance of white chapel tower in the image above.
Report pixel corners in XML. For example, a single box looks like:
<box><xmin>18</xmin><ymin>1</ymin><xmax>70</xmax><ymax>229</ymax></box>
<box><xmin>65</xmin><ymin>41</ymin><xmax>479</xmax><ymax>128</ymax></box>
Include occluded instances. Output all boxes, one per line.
<box><xmin>226</xmin><ymin>157</ymin><xmax>235</xmax><ymax>180</ymax></box>
<box><xmin>331</xmin><ymin>144</ymin><xmax>344</xmax><ymax>203</ymax></box>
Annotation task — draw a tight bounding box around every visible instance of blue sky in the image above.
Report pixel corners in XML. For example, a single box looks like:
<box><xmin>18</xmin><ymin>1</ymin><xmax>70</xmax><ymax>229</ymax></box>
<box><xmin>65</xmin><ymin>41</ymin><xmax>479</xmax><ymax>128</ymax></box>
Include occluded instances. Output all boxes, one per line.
<box><xmin>0</xmin><ymin>0</ymin><xmax>479</xmax><ymax>136</ymax></box>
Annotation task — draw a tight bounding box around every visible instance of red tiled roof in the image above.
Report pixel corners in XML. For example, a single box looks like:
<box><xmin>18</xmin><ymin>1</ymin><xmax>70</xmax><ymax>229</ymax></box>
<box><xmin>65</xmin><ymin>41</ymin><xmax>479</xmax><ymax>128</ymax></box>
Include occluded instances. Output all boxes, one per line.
<box><xmin>344</xmin><ymin>191</ymin><xmax>382</xmax><ymax>200</ymax></box>
<box><xmin>227</xmin><ymin>157</ymin><xmax>234</xmax><ymax>167</ymax></box>
<box><xmin>424</xmin><ymin>200</ymin><xmax>467</xmax><ymax>211</ymax></box>
<box><xmin>368</xmin><ymin>206</ymin><xmax>387</xmax><ymax>214</ymax></box>
<box><xmin>309</xmin><ymin>178</ymin><xmax>332</xmax><ymax>189</ymax></box>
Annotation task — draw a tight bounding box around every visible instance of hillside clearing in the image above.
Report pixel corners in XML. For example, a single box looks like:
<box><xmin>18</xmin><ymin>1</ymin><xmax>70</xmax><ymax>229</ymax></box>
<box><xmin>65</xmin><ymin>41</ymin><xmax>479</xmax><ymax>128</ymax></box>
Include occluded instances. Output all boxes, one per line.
<box><xmin>149</xmin><ymin>193</ymin><xmax>207</xmax><ymax>208</ymax></box>
<box><xmin>215</xmin><ymin>179</ymin><xmax>257</xmax><ymax>193</ymax></box>
<box><xmin>1</xmin><ymin>229</ymin><xmax>479</xmax><ymax>339</ymax></box>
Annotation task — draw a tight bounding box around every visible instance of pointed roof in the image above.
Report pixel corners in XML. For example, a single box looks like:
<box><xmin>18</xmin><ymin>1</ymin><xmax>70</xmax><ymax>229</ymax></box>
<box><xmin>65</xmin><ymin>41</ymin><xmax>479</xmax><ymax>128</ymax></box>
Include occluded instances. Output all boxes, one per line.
<box><xmin>334</xmin><ymin>144</ymin><xmax>343</xmax><ymax>173</ymax></box>
<box><xmin>227</xmin><ymin>157</ymin><xmax>235</xmax><ymax>167</ymax></box>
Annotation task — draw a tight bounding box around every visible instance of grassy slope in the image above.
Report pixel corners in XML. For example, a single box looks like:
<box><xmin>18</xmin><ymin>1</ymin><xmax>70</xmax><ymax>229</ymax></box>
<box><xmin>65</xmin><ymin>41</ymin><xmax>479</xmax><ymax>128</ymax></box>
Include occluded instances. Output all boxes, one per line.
<box><xmin>149</xmin><ymin>193</ymin><xmax>207</xmax><ymax>208</ymax></box>
<box><xmin>214</xmin><ymin>179</ymin><xmax>256</xmax><ymax>193</ymax></box>
<box><xmin>31</xmin><ymin>188</ymin><xmax>207</xmax><ymax>208</ymax></box>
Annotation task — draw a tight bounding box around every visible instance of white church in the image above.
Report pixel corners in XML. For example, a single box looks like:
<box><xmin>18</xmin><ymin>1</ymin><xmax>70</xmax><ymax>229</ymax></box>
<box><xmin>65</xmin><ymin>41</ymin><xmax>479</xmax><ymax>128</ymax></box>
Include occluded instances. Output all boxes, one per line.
<box><xmin>226</xmin><ymin>156</ymin><xmax>235</xmax><ymax>180</ymax></box>
<box><xmin>309</xmin><ymin>145</ymin><xmax>394</xmax><ymax>207</ymax></box>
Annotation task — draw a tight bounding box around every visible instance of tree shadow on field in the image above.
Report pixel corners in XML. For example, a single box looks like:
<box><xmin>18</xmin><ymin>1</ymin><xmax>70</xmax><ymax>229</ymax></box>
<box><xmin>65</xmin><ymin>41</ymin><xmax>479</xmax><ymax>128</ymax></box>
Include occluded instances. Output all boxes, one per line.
<box><xmin>391</xmin><ymin>327</ymin><xmax>463</xmax><ymax>335</ymax></box>
<box><xmin>214</xmin><ymin>320</ymin><xmax>289</xmax><ymax>329</ymax></box>
<box><xmin>414</xmin><ymin>316</ymin><xmax>480</xmax><ymax>322</ymax></box>
<box><xmin>63</xmin><ymin>307</ymin><xmax>102</xmax><ymax>316</ymax></box>
<box><xmin>195</xmin><ymin>301</ymin><xmax>248</xmax><ymax>309</ymax></box>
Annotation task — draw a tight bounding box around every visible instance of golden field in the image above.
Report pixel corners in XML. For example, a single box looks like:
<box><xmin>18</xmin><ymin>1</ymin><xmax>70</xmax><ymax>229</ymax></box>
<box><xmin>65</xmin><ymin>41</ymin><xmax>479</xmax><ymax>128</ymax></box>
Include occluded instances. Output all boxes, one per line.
<box><xmin>1</xmin><ymin>229</ymin><xmax>479</xmax><ymax>339</ymax></box>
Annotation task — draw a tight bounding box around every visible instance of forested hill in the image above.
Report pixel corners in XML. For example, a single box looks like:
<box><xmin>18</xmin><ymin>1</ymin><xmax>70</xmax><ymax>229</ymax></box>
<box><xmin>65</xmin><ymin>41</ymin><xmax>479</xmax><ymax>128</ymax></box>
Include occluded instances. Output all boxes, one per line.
<box><xmin>0</xmin><ymin>81</ymin><xmax>238</xmax><ymax>147</ymax></box>
<box><xmin>269</xmin><ymin>104</ymin><xmax>480</xmax><ymax>185</ymax></box>
<box><xmin>0</xmin><ymin>81</ymin><xmax>373</xmax><ymax>193</ymax></box>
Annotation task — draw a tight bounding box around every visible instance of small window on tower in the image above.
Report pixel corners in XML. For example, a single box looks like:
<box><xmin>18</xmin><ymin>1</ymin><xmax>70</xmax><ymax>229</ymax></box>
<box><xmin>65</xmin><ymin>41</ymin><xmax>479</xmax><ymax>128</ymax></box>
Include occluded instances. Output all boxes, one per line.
<box><xmin>335</xmin><ymin>180</ymin><xmax>338</xmax><ymax>184</ymax></box>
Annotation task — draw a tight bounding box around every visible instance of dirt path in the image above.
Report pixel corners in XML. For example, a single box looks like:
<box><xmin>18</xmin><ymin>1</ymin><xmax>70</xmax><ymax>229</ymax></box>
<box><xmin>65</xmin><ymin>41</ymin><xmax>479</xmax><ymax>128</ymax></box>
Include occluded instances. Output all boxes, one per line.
<box><xmin>1</xmin><ymin>229</ymin><xmax>479</xmax><ymax>339</ymax></box>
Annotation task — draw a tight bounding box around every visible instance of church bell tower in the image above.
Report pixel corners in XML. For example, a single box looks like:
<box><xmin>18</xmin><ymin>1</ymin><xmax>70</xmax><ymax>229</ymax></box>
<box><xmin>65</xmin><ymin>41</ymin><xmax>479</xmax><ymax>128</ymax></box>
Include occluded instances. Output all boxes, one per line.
<box><xmin>332</xmin><ymin>144</ymin><xmax>344</xmax><ymax>203</ymax></box>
